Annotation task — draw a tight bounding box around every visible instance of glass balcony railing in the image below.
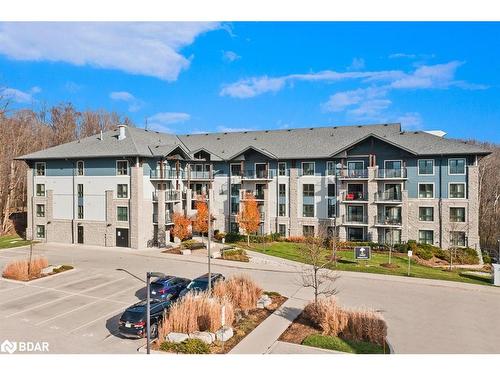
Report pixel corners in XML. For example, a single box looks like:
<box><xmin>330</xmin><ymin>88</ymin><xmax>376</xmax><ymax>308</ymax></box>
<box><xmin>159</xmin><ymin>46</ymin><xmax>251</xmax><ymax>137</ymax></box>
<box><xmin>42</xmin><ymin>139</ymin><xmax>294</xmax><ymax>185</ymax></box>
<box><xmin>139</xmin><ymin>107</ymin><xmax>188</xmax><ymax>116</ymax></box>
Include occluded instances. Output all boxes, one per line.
<box><xmin>189</xmin><ymin>170</ymin><xmax>212</xmax><ymax>180</ymax></box>
<box><xmin>342</xmin><ymin>191</ymin><xmax>368</xmax><ymax>201</ymax></box>
<box><xmin>337</xmin><ymin>169</ymin><xmax>369</xmax><ymax>179</ymax></box>
<box><xmin>375</xmin><ymin>215</ymin><xmax>402</xmax><ymax>226</ymax></box>
<box><xmin>150</xmin><ymin>169</ymin><xmax>184</xmax><ymax>179</ymax></box>
<box><xmin>165</xmin><ymin>190</ymin><xmax>181</xmax><ymax>201</ymax></box>
<box><xmin>374</xmin><ymin>191</ymin><xmax>402</xmax><ymax>201</ymax></box>
<box><xmin>152</xmin><ymin>213</ymin><xmax>173</xmax><ymax>224</ymax></box>
<box><xmin>376</xmin><ymin>168</ymin><xmax>407</xmax><ymax>179</ymax></box>
<box><xmin>242</xmin><ymin>169</ymin><xmax>274</xmax><ymax>179</ymax></box>
<box><xmin>240</xmin><ymin>190</ymin><xmax>265</xmax><ymax>200</ymax></box>
<box><xmin>342</xmin><ymin>214</ymin><xmax>367</xmax><ymax>224</ymax></box>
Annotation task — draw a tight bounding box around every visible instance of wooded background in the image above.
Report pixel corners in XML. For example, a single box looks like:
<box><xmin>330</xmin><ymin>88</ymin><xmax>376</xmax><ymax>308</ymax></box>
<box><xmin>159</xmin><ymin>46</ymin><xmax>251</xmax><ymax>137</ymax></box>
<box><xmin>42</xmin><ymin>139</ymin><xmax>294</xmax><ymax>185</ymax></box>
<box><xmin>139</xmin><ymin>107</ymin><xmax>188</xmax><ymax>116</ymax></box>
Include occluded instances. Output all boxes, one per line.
<box><xmin>0</xmin><ymin>101</ymin><xmax>498</xmax><ymax>254</ymax></box>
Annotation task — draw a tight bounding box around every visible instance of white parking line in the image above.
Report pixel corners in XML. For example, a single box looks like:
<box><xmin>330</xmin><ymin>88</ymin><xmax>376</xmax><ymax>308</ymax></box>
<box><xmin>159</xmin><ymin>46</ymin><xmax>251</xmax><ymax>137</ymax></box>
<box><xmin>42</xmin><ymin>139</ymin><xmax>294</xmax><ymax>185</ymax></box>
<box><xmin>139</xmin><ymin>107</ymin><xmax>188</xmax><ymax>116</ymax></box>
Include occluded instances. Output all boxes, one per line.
<box><xmin>68</xmin><ymin>304</ymin><xmax>132</xmax><ymax>334</ymax></box>
<box><xmin>35</xmin><ymin>284</ymin><xmax>141</xmax><ymax>326</ymax></box>
<box><xmin>5</xmin><ymin>276</ymin><xmax>128</xmax><ymax>318</ymax></box>
<box><xmin>0</xmin><ymin>284</ymin><xmax>25</xmax><ymax>294</ymax></box>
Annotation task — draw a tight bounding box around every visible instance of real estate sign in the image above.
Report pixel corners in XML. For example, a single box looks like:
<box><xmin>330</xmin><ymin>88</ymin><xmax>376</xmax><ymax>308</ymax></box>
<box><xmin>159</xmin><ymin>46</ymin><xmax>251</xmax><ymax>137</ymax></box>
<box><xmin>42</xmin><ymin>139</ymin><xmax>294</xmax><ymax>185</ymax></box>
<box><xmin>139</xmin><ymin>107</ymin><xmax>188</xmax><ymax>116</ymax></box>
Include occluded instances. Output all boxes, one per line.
<box><xmin>354</xmin><ymin>246</ymin><xmax>371</xmax><ymax>260</ymax></box>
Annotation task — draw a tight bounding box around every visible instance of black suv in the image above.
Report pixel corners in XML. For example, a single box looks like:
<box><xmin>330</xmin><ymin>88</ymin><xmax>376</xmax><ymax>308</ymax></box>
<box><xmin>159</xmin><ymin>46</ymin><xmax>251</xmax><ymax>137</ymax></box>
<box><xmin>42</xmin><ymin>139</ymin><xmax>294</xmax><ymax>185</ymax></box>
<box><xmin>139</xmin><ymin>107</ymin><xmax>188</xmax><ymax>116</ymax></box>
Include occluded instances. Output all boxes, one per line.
<box><xmin>178</xmin><ymin>273</ymin><xmax>225</xmax><ymax>299</ymax></box>
<box><xmin>118</xmin><ymin>299</ymin><xmax>170</xmax><ymax>339</ymax></box>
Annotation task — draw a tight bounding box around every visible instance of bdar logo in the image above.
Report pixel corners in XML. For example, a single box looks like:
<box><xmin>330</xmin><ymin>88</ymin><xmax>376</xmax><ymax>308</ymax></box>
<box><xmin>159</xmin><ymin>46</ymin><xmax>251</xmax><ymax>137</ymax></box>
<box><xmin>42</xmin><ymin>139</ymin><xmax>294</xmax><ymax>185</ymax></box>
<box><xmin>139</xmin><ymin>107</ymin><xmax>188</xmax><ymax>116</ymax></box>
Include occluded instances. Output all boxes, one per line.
<box><xmin>1</xmin><ymin>340</ymin><xmax>17</xmax><ymax>354</ymax></box>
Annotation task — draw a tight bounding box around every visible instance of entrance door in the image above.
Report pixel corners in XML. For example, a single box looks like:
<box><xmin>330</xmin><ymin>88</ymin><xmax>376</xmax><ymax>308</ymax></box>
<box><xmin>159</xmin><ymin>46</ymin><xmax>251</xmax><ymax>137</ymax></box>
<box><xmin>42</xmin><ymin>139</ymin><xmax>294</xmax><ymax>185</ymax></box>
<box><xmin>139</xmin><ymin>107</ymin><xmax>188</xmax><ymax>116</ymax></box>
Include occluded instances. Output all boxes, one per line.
<box><xmin>77</xmin><ymin>226</ymin><xmax>84</xmax><ymax>244</ymax></box>
<box><xmin>116</xmin><ymin>228</ymin><xmax>129</xmax><ymax>247</ymax></box>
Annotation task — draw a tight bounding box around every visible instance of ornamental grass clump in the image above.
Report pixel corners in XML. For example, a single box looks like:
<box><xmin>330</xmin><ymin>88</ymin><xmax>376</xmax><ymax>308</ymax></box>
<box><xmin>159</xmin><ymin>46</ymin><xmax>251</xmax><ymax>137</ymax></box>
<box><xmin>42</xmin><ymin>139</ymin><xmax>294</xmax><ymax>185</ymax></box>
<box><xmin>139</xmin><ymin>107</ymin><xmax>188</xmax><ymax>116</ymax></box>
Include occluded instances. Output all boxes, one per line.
<box><xmin>2</xmin><ymin>256</ymin><xmax>49</xmax><ymax>281</ymax></box>
<box><xmin>158</xmin><ymin>292</ymin><xmax>234</xmax><ymax>344</ymax></box>
<box><xmin>303</xmin><ymin>297</ymin><xmax>387</xmax><ymax>346</ymax></box>
<box><xmin>213</xmin><ymin>274</ymin><xmax>263</xmax><ymax>313</ymax></box>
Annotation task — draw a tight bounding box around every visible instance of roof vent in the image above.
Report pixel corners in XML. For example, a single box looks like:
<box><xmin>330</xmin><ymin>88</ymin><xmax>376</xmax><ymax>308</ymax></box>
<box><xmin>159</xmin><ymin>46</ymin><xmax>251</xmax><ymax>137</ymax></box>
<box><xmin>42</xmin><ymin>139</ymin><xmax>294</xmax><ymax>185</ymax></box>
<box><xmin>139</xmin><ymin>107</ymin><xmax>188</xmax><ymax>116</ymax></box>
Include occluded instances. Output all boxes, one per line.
<box><xmin>383</xmin><ymin>124</ymin><xmax>388</xmax><ymax>126</ymax></box>
<box><xmin>224</xmin><ymin>132</ymin><xmax>227</xmax><ymax>135</ymax></box>
<box><xmin>333</xmin><ymin>126</ymin><xmax>338</xmax><ymax>129</ymax></box>
<box><xmin>357</xmin><ymin>125</ymin><xmax>362</xmax><ymax>128</ymax></box>
<box><xmin>244</xmin><ymin>131</ymin><xmax>248</xmax><ymax>134</ymax></box>
<box><xmin>217</xmin><ymin>137</ymin><xmax>221</xmax><ymax>140</ymax></box>
<box><xmin>309</xmin><ymin>128</ymin><xmax>313</xmax><ymax>130</ymax></box>
<box><xmin>287</xmin><ymin>129</ymin><xmax>291</xmax><ymax>132</ymax></box>
<box><xmin>117</xmin><ymin>124</ymin><xmax>127</xmax><ymax>140</ymax></box>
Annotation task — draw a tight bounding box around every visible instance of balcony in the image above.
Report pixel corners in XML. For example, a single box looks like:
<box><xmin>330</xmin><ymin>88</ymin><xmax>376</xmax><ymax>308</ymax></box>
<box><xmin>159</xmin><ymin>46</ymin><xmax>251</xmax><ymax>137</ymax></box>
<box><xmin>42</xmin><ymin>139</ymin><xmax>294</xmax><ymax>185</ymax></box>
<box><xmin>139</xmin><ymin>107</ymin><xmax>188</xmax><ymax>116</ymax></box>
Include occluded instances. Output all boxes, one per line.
<box><xmin>150</xmin><ymin>169</ymin><xmax>184</xmax><ymax>180</ymax></box>
<box><xmin>374</xmin><ymin>191</ymin><xmax>402</xmax><ymax>202</ymax></box>
<box><xmin>152</xmin><ymin>190</ymin><xmax>182</xmax><ymax>202</ymax></box>
<box><xmin>240</xmin><ymin>190</ymin><xmax>265</xmax><ymax>200</ymax></box>
<box><xmin>337</xmin><ymin>169</ymin><xmax>369</xmax><ymax>179</ymax></box>
<box><xmin>341</xmin><ymin>191</ymin><xmax>368</xmax><ymax>202</ymax></box>
<box><xmin>342</xmin><ymin>214</ymin><xmax>368</xmax><ymax>225</ymax></box>
<box><xmin>374</xmin><ymin>215</ymin><xmax>402</xmax><ymax>227</ymax></box>
<box><xmin>259</xmin><ymin>211</ymin><xmax>265</xmax><ymax>221</ymax></box>
<box><xmin>188</xmin><ymin>170</ymin><xmax>212</xmax><ymax>180</ymax></box>
<box><xmin>375</xmin><ymin>168</ymin><xmax>407</xmax><ymax>179</ymax></box>
<box><xmin>152</xmin><ymin>212</ymin><xmax>173</xmax><ymax>224</ymax></box>
<box><xmin>241</xmin><ymin>169</ymin><xmax>274</xmax><ymax>180</ymax></box>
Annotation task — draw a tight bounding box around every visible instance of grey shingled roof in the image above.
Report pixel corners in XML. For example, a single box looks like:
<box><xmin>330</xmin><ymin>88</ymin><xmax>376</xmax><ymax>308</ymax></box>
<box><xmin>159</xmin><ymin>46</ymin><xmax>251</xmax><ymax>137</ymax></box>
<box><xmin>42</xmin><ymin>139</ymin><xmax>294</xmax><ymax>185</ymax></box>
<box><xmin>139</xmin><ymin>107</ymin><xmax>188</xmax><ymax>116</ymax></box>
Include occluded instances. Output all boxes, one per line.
<box><xmin>17</xmin><ymin>123</ymin><xmax>490</xmax><ymax>161</ymax></box>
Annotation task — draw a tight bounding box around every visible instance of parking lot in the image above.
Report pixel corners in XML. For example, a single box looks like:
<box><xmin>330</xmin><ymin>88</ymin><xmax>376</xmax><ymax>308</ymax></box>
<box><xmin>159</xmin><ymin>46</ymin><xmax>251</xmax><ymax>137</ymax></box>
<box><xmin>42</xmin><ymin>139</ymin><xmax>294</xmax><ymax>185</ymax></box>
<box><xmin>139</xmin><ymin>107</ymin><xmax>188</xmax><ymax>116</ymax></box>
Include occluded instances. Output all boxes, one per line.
<box><xmin>0</xmin><ymin>252</ymin><xmax>149</xmax><ymax>353</ymax></box>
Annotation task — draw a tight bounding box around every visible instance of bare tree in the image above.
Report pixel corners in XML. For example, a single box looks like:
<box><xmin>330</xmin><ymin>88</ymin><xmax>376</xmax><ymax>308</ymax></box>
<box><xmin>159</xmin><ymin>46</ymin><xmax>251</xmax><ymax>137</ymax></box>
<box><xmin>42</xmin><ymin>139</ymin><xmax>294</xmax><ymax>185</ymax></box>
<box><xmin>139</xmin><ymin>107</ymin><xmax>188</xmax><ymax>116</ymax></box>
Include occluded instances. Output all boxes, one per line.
<box><xmin>298</xmin><ymin>229</ymin><xmax>340</xmax><ymax>304</ymax></box>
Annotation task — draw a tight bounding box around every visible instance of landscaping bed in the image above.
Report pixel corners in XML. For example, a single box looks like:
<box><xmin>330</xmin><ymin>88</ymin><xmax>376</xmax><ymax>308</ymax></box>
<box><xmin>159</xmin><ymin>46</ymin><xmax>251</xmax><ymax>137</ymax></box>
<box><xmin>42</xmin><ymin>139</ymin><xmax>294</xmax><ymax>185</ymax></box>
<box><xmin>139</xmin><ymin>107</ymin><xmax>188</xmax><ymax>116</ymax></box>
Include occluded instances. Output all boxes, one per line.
<box><xmin>221</xmin><ymin>247</ymin><xmax>249</xmax><ymax>262</ymax></box>
<box><xmin>162</xmin><ymin>239</ymin><xmax>206</xmax><ymax>255</ymax></box>
<box><xmin>2</xmin><ymin>256</ymin><xmax>73</xmax><ymax>281</ymax></box>
<box><xmin>279</xmin><ymin>298</ymin><xmax>389</xmax><ymax>354</ymax></box>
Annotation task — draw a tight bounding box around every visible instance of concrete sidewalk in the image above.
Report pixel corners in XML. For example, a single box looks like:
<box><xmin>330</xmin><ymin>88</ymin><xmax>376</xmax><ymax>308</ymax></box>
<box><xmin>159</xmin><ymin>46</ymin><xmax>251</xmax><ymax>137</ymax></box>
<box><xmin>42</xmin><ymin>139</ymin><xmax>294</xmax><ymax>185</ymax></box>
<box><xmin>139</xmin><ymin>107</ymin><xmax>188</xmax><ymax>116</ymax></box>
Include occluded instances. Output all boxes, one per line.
<box><xmin>229</xmin><ymin>289</ymin><xmax>307</xmax><ymax>354</ymax></box>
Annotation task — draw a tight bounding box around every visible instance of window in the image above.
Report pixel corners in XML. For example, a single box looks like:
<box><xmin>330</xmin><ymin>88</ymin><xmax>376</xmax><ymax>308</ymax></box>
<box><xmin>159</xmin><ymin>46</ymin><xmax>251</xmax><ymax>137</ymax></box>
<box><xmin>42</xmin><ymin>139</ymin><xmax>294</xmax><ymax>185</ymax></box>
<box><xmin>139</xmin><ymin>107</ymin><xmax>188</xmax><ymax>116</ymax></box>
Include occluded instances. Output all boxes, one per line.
<box><xmin>302</xmin><ymin>162</ymin><xmax>315</xmax><ymax>176</ymax></box>
<box><xmin>326</xmin><ymin>161</ymin><xmax>335</xmax><ymax>176</ymax></box>
<box><xmin>419</xmin><ymin>207</ymin><xmax>434</xmax><ymax>222</ymax></box>
<box><xmin>327</xmin><ymin>198</ymin><xmax>336</xmax><ymax>218</ymax></box>
<box><xmin>35</xmin><ymin>162</ymin><xmax>46</xmax><ymax>176</ymax></box>
<box><xmin>279</xmin><ymin>184</ymin><xmax>286</xmax><ymax>217</ymax></box>
<box><xmin>230</xmin><ymin>222</ymin><xmax>239</xmax><ymax>233</ymax></box>
<box><xmin>230</xmin><ymin>198</ymin><xmax>239</xmax><ymax>215</ymax></box>
<box><xmin>76</xmin><ymin>160</ymin><xmax>84</xmax><ymax>176</ymax></box>
<box><xmin>230</xmin><ymin>164</ymin><xmax>242</xmax><ymax>176</ymax></box>
<box><xmin>328</xmin><ymin>183</ymin><xmax>336</xmax><ymax>197</ymax></box>
<box><xmin>36</xmin><ymin>204</ymin><xmax>45</xmax><ymax>218</ymax></box>
<box><xmin>279</xmin><ymin>224</ymin><xmax>287</xmax><ymax>237</ymax></box>
<box><xmin>347</xmin><ymin>227</ymin><xmax>364</xmax><ymax>241</ymax></box>
<box><xmin>117</xmin><ymin>207</ymin><xmax>128</xmax><ymax>221</ymax></box>
<box><xmin>449</xmin><ymin>158</ymin><xmax>466</xmax><ymax>175</ymax></box>
<box><xmin>384</xmin><ymin>160</ymin><xmax>402</xmax><ymax>175</ymax></box>
<box><xmin>450</xmin><ymin>207</ymin><xmax>466</xmax><ymax>222</ymax></box>
<box><xmin>231</xmin><ymin>183</ymin><xmax>240</xmax><ymax>196</ymax></box>
<box><xmin>303</xmin><ymin>225</ymin><xmax>315</xmax><ymax>237</ymax></box>
<box><xmin>36</xmin><ymin>225</ymin><xmax>45</xmax><ymax>239</ymax></box>
<box><xmin>347</xmin><ymin>161</ymin><xmax>365</xmax><ymax>178</ymax></box>
<box><xmin>419</xmin><ymin>230</ymin><xmax>434</xmax><ymax>245</ymax></box>
<box><xmin>279</xmin><ymin>204</ymin><xmax>286</xmax><ymax>217</ymax></box>
<box><xmin>418</xmin><ymin>183</ymin><xmax>434</xmax><ymax>198</ymax></box>
<box><xmin>78</xmin><ymin>205</ymin><xmax>84</xmax><ymax>219</ymax></box>
<box><xmin>449</xmin><ymin>183</ymin><xmax>465</xmax><ymax>199</ymax></box>
<box><xmin>117</xmin><ymin>184</ymin><xmax>128</xmax><ymax>198</ymax></box>
<box><xmin>278</xmin><ymin>162</ymin><xmax>287</xmax><ymax>176</ymax></box>
<box><xmin>302</xmin><ymin>183</ymin><xmax>314</xmax><ymax>217</ymax></box>
<box><xmin>77</xmin><ymin>184</ymin><xmax>83</xmax><ymax>198</ymax></box>
<box><xmin>279</xmin><ymin>184</ymin><xmax>286</xmax><ymax>197</ymax></box>
<box><xmin>418</xmin><ymin>159</ymin><xmax>434</xmax><ymax>175</ymax></box>
<box><xmin>116</xmin><ymin>160</ymin><xmax>129</xmax><ymax>176</ymax></box>
<box><xmin>450</xmin><ymin>231</ymin><xmax>466</xmax><ymax>247</ymax></box>
<box><xmin>36</xmin><ymin>184</ymin><xmax>45</xmax><ymax>197</ymax></box>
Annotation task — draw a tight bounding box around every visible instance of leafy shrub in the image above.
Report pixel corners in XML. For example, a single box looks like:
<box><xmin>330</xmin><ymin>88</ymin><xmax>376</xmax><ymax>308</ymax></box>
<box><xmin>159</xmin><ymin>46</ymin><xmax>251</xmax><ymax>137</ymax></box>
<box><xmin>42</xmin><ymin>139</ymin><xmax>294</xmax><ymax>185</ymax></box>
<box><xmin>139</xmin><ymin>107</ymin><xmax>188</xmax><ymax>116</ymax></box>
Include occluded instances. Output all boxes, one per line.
<box><xmin>159</xmin><ymin>292</ymin><xmax>234</xmax><ymax>340</ymax></box>
<box><xmin>286</xmin><ymin>236</ymin><xmax>307</xmax><ymax>243</ymax></box>
<box><xmin>482</xmin><ymin>252</ymin><xmax>492</xmax><ymax>264</ymax></box>
<box><xmin>214</xmin><ymin>231</ymin><xmax>226</xmax><ymax>241</ymax></box>
<box><xmin>181</xmin><ymin>239</ymin><xmax>204</xmax><ymax>250</ymax></box>
<box><xmin>53</xmin><ymin>265</ymin><xmax>74</xmax><ymax>273</ymax></box>
<box><xmin>213</xmin><ymin>274</ymin><xmax>262</xmax><ymax>313</ymax></box>
<box><xmin>160</xmin><ymin>338</ymin><xmax>210</xmax><ymax>354</ymax></box>
<box><xmin>225</xmin><ymin>232</ymin><xmax>243</xmax><ymax>243</ymax></box>
<box><xmin>415</xmin><ymin>246</ymin><xmax>433</xmax><ymax>260</ymax></box>
<box><xmin>303</xmin><ymin>297</ymin><xmax>387</xmax><ymax>346</ymax></box>
<box><xmin>2</xmin><ymin>256</ymin><xmax>49</xmax><ymax>281</ymax></box>
<box><xmin>222</xmin><ymin>248</ymin><xmax>249</xmax><ymax>262</ymax></box>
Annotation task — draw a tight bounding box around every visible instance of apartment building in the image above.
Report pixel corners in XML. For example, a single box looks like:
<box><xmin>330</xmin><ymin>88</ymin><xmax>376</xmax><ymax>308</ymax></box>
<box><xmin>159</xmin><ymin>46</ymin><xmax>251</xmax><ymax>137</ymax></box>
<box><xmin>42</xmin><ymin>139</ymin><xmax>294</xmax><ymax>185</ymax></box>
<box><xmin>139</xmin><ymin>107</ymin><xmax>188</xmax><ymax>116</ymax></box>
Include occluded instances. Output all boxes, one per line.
<box><xmin>18</xmin><ymin>123</ymin><xmax>490</xmax><ymax>253</ymax></box>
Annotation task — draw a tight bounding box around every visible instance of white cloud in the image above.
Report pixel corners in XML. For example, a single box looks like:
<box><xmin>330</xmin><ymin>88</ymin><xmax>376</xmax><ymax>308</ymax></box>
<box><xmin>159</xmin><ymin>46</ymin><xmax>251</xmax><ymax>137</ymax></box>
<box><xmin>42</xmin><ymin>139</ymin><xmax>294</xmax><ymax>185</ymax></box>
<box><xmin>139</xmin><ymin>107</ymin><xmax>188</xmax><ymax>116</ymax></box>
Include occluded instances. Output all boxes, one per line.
<box><xmin>220</xmin><ymin>76</ymin><xmax>286</xmax><ymax>98</ymax></box>
<box><xmin>322</xmin><ymin>87</ymin><xmax>388</xmax><ymax>113</ymax></box>
<box><xmin>390</xmin><ymin>61</ymin><xmax>465</xmax><ymax>89</ymax></box>
<box><xmin>348</xmin><ymin>99</ymin><xmax>392</xmax><ymax>119</ymax></box>
<box><xmin>389</xmin><ymin>53</ymin><xmax>417</xmax><ymax>59</ymax></box>
<box><xmin>147</xmin><ymin>112</ymin><xmax>191</xmax><ymax>132</ymax></box>
<box><xmin>0</xmin><ymin>22</ymin><xmax>219</xmax><ymax>81</ymax></box>
<box><xmin>222</xmin><ymin>50</ymin><xmax>241</xmax><ymax>62</ymax></box>
<box><xmin>347</xmin><ymin>57</ymin><xmax>365</xmax><ymax>71</ymax></box>
<box><xmin>109</xmin><ymin>91</ymin><xmax>143</xmax><ymax>112</ymax></box>
<box><xmin>64</xmin><ymin>81</ymin><xmax>82</xmax><ymax>93</ymax></box>
<box><xmin>1</xmin><ymin>86</ymin><xmax>40</xmax><ymax>103</ymax></box>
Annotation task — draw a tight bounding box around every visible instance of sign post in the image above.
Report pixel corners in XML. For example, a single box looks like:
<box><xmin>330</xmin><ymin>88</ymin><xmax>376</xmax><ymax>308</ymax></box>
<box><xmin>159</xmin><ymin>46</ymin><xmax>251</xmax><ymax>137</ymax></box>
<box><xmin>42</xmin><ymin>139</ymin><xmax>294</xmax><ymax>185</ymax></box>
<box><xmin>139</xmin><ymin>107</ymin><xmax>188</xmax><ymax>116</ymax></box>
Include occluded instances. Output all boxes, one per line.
<box><xmin>407</xmin><ymin>250</ymin><xmax>412</xmax><ymax>276</ymax></box>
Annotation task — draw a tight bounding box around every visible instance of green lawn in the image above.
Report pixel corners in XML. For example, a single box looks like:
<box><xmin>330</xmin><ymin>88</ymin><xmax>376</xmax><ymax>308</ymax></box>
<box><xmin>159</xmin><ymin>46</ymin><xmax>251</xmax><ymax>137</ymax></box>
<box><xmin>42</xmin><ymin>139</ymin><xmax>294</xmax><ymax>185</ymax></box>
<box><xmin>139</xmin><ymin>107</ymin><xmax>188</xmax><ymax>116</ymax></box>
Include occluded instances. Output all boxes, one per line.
<box><xmin>0</xmin><ymin>235</ymin><xmax>32</xmax><ymax>249</ymax></box>
<box><xmin>302</xmin><ymin>334</ymin><xmax>386</xmax><ymax>354</ymax></box>
<box><xmin>243</xmin><ymin>241</ymin><xmax>493</xmax><ymax>286</ymax></box>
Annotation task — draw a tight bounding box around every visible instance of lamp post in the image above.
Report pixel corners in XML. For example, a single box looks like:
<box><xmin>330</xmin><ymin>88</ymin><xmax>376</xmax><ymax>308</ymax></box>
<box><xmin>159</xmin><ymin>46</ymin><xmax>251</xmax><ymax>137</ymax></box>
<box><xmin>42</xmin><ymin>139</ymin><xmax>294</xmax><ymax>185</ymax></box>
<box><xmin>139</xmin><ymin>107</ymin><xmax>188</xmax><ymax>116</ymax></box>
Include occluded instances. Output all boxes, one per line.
<box><xmin>146</xmin><ymin>271</ymin><xmax>165</xmax><ymax>354</ymax></box>
<box><xmin>207</xmin><ymin>190</ymin><xmax>212</xmax><ymax>291</ymax></box>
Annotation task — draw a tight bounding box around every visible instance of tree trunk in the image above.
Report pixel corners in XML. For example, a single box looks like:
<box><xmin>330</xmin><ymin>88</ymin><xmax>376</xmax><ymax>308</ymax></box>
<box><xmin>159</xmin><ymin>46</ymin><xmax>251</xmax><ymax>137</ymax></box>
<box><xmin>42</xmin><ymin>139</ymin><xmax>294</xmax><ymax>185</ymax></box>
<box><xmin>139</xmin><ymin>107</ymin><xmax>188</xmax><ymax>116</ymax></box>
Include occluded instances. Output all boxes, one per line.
<box><xmin>1</xmin><ymin>161</ymin><xmax>15</xmax><ymax>234</ymax></box>
<box><xmin>247</xmin><ymin>234</ymin><xmax>250</xmax><ymax>247</ymax></box>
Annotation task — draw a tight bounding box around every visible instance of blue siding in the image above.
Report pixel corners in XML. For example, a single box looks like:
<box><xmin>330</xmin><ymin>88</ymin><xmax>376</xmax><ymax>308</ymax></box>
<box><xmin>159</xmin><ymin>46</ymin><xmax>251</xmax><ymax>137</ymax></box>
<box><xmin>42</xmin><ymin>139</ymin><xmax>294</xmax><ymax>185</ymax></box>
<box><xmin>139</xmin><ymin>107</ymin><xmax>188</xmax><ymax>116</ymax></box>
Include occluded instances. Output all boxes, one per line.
<box><xmin>45</xmin><ymin>158</ymin><xmax>128</xmax><ymax>176</ymax></box>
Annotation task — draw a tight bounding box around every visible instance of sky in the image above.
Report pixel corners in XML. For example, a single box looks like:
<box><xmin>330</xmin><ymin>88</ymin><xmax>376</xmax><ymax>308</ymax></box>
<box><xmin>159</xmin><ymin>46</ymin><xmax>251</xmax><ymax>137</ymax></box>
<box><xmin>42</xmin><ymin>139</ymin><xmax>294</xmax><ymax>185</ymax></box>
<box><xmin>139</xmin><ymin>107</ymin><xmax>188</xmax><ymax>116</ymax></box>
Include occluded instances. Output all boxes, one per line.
<box><xmin>0</xmin><ymin>22</ymin><xmax>499</xmax><ymax>142</ymax></box>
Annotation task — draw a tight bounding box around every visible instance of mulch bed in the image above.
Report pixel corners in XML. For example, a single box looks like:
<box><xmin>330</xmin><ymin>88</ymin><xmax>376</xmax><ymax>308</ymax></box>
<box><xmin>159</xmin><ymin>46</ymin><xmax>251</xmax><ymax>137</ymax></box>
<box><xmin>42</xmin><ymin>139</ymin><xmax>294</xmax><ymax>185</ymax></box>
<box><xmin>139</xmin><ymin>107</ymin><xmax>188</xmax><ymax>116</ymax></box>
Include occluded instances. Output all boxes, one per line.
<box><xmin>278</xmin><ymin>311</ymin><xmax>321</xmax><ymax>344</ymax></box>
<box><xmin>162</xmin><ymin>247</ymin><xmax>182</xmax><ymax>255</ymax></box>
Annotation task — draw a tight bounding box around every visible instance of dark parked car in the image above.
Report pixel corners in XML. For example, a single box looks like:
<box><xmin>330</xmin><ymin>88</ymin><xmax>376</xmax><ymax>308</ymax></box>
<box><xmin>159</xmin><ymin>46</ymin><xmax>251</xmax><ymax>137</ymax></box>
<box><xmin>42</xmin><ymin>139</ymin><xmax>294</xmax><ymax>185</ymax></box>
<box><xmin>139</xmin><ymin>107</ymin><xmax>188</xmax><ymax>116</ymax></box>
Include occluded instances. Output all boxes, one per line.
<box><xmin>149</xmin><ymin>276</ymin><xmax>191</xmax><ymax>301</ymax></box>
<box><xmin>118</xmin><ymin>299</ymin><xmax>170</xmax><ymax>339</ymax></box>
<box><xmin>178</xmin><ymin>273</ymin><xmax>225</xmax><ymax>298</ymax></box>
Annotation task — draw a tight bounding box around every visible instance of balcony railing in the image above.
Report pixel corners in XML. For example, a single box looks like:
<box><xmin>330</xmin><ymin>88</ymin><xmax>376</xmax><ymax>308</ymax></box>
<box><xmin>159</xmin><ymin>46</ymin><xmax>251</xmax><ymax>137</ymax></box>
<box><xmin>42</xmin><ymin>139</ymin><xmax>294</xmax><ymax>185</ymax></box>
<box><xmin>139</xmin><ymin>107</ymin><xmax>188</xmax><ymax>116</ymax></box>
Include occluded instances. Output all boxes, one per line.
<box><xmin>342</xmin><ymin>214</ymin><xmax>368</xmax><ymax>224</ymax></box>
<box><xmin>152</xmin><ymin>190</ymin><xmax>182</xmax><ymax>201</ymax></box>
<box><xmin>189</xmin><ymin>170</ymin><xmax>212</xmax><ymax>180</ymax></box>
<box><xmin>374</xmin><ymin>191</ymin><xmax>402</xmax><ymax>202</ymax></box>
<box><xmin>337</xmin><ymin>169</ymin><xmax>369</xmax><ymax>179</ymax></box>
<box><xmin>376</xmin><ymin>168</ymin><xmax>407</xmax><ymax>179</ymax></box>
<box><xmin>375</xmin><ymin>215</ymin><xmax>402</xmax><ymax>226</ymax></box>
<box><xmin>152</xmin><ymin>213</ymin><xmax>173</xmax><ymax>224</ymax></box>
<box><xmin>240</xmin><ymin>190</ymin><xmax>265</xmax><ymax>200</ymax></box>
<box><xmin>150</xmin><ymin>169</ymin><xmax>184</xmax><ymax>179</ymax></box>
<box><xmin>241</xmin><ymin>169</ymin><xmax>274</xmax><ymax>179</ymax></box>
<box><xmin>342</xmin><ymin>191</ymin><xmax>368</xmax><ymax>201</ymax></box>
